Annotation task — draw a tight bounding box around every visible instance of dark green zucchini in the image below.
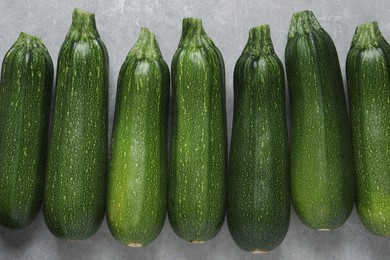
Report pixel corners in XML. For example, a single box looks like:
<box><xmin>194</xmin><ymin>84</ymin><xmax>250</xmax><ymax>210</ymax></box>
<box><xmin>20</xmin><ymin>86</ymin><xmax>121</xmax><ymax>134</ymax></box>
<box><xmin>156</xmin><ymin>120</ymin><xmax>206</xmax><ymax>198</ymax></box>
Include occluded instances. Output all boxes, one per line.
<box><xmin>227</xmin><ymin>25</ymin><xmax>290</xmax><ymax>253</ymax></box>
<box><xmin>43</xmin><ymin>8</ymin><xmax>108</xmax><ymax>240</ymax></box>
<box><xmin>0</xmin><ymin>32</ymin><xmax>53</xmax><ymax>229</ymax></box>
<box><xmin>347</xmin><ymin>22</ymin><xmax>390</xmax><ymax>236</ymax></box>
<box><xmin>168</xmin><ymin>17</ymin><xmax>227</xmax><ymax>242</ymax></box>
<box><xmin>285</xmin><ymin>10</ymin><xmax>354</xmax><ymax>230</ymax></box>
<box><xmin>107</xmin><ymin>27</ymin><xmax>169</xmax><ymax>246</ymax></box>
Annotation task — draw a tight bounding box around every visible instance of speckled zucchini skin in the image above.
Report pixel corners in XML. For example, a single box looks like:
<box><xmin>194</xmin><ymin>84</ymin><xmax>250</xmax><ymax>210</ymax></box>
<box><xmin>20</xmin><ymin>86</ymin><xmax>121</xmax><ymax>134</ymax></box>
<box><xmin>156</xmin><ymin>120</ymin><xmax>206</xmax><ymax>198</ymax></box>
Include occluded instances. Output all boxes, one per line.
<box><xmin>107</xmin><ymin>28</ymin><xmax>169</xmax><ymax>246</ymax></box>
<box><xmin>0</xmin><ymin>33</ymin><xmax>53</xmax><ymax>229</ymax></box>
<box><xmin>347</xmin><ymin>22</ymin><xmax>390</xmax><ymax>236</ymax></box>
<box><xmin>168</xmin><ymin>18</ymin><xmax>227</xmax><ymax>242</ymax></box>
<box><xmin>227</xmin><ymin>25</ymin><xmax>290</xmax><ymax>253</ymax></box>
<box><xmin>285</xmin><ymin>10</ymin><xmax>354</xmax><ymax>230</ymax></box>
<box><xmin>43</xmin><ymin>8</ymin><xmax>108</xmax><ymax>240</ymax></box>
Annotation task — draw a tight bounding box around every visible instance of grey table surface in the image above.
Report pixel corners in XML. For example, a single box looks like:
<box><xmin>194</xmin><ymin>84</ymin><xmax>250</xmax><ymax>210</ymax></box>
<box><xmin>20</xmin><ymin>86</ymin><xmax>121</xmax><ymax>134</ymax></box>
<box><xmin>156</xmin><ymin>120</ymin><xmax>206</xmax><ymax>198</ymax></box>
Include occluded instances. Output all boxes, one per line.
<box><xmin>0</xmin><ymin>0</ymin><xmax>390</xmax><ymax>259</ymax></box>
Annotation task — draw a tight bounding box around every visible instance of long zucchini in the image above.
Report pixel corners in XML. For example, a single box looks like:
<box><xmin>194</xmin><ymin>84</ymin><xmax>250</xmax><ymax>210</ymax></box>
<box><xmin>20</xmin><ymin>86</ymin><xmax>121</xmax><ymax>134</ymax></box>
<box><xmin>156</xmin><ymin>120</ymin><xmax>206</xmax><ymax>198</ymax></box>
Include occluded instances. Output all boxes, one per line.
<box><xmin>43</xmin><ymin>8</ymin><xmax>108</xmax><ymax>240</ymax></box>
<box><xmin>107</xmin><ymin>27</ymin><xmax>169</xmax><ymax>246</ymax></box>
<box><xmin>285</xmin><ymin>10</ymin><xmax>355</xmax><ymax>230</ymax></box>
<box><xmin>0</xmin><ymin>32</ymin><xmax>53</xmax><ymax>229</ymax></box>
<box><xmin>168</xmin><ymin>17</ymin><xmax>227</xmax><ymax>242</ymax></box>
<box><xmin>347</xmin><ymin>22</ymin><xmax>390</xmax><ymax>236</ymax></box>
<box><xmin>227</xmin><ymin>25</ymin><xmax>290</xmax><ymax>253</ymax></box>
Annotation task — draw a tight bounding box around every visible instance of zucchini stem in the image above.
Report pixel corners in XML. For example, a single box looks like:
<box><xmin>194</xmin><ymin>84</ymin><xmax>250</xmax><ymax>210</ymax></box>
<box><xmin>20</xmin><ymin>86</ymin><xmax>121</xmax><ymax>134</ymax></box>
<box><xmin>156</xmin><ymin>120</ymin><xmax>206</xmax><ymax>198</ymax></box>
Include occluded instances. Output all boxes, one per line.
<box><xmin>13</xmin><ymin>32</ymin><xmax>44</xmax><ymax>50</ymax></box>
<box><xmin>288</xmin><ymin>10</ymin><xmax>322</xmax><ymax>40</ymax></box>
<box><xmin>128</xmin><ymin>27</ymin><xmax>162</xmax><ymax>59</ymax></box>
<box><xmin>243</xmin><ymin>25</ymin><xmax>274</xmax><ymax>56</ymax></box>
<box><xmin>66</xmin><ymin>8</ymin><xmax>99</xmax><ymax>41</ymax></box>
<box><xmin>351</xmin><ymin>22</ymin><xmax>385</xmax><ymax>49</ymax></box>
<box><xmin>179</xmin><ymin>17</ymin><xmax>213</xmax><ymax>47</ymax></box>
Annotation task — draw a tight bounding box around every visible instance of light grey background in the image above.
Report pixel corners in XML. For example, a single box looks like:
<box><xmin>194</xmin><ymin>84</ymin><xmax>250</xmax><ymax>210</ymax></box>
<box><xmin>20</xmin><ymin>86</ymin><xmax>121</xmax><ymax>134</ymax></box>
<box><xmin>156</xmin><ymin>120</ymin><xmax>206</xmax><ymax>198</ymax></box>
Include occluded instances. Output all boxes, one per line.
<box><xmin>0</xmin><ymin>0</ymin><xmax>389</xmax><ymax>259</ymax></box>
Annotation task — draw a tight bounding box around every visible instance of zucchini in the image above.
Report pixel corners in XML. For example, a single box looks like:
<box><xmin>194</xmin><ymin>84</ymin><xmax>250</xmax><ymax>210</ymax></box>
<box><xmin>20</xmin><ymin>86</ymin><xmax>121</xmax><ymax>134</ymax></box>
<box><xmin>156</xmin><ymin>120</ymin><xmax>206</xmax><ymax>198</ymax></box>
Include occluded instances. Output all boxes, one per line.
<box><xmin>107</xmin><ymin>27</ymin><xmax>169</xmax><ymax>246</ymax></box>
<box><xmin>43</xmin><ymin>8</ymin><xmax>108</xmax><ymax>240</ymax></box>
<box><xmin>0</xmin><ymin>32</ymin><xmax>53</xmax><ymax>229</ymax></box>
<box><xmin>347</xmin><ymin>22</ymin><xmax>390</xmax><ymax>236</ymax></box>
<box><xmin>285</xmin><ymin>10</ymin><xmax>355</xmax><ymax>230</ymax></box>
<box><xmin>227</xmin><ymin>25</ymin><xmax>290</xmax><ymax>253</ymax></box>
<box><xmin>168</xmin><ymin>17</ymin><xmax>227</xmax><ymax>242</ymax></box>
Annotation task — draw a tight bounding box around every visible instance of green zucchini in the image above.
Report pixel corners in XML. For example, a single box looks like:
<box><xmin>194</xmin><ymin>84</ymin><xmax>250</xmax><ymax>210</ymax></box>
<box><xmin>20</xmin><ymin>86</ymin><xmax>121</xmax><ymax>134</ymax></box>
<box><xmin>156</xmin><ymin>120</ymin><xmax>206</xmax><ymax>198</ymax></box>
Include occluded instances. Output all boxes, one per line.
<box><xmin>43</xmin><ymin>8</ymin><xmax>108</xmax><ymax>240</ymax></box>
<box><xmin>227</xmin><ymin>25</ymin><xmax>290</xmax><ymax>253</ymax></box>
<box><xmin>347</xmin><ymin>22</ymin><xmax>390</xmax><ymax>236</ymax></box>
<box><xmin>107</xmin><ymin>27</ymin><xmax>169</xmax><ymax>246</ymax></box>
<box><xmin>0</xmin><ymin>32</ymin><xmax>53</xmax><ymax>229</ymax></box>
<box><xmin>168</xmin><ymin>17</ymin><xmax>227</xmax><ymax>242</ymax></box>
<box><xmin>285</xmin><ymin>10</ymin><xmax>354</xmax><ymax>230</ymax></box>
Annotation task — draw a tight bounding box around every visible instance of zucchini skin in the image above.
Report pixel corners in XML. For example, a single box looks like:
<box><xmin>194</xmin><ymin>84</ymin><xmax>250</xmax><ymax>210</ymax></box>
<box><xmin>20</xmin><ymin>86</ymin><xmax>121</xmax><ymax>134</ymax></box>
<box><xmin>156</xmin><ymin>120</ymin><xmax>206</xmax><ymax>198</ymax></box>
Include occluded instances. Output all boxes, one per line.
<box><xmin>43</xmin><ymin>8</ymin><xmax>108</xmax><ymax>240</ymax></box>
<box><xmin>169</xmin><ymin>18</ymin><xmax>227</xmax><ymax>242</ymax></box>
<box><xmin>227</xmin><ymin>25</ymin><xmax>290</xmax><ymax>253</ymax></box>
<box><xmin>0</xmin><ymin>33</ymin><xmax>53</xmax><ymax>229</ymax></box>
<box><xmin>107</xmin><ymin>28</ymin><xmax>169</xmax><ymax>246</ymax></box>
<box><xmin>285</xmin><ymin>10</ymin><xmax>355</xmax><ymax>230</ymax></box>
<box><xmin>347</xmin><ymin>22</ymin><xmax>390</xmax><ymax>236</ymax></box>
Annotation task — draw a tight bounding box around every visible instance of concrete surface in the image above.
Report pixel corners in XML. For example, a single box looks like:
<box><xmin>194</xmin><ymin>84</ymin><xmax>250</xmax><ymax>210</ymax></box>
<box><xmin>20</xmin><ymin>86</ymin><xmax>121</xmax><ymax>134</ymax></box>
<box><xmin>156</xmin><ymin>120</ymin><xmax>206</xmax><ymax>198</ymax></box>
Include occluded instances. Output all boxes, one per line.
<box><xmin>0</xmin><ymin>0</ymin><xmax>390</xmax><ymax>259</ymax></box>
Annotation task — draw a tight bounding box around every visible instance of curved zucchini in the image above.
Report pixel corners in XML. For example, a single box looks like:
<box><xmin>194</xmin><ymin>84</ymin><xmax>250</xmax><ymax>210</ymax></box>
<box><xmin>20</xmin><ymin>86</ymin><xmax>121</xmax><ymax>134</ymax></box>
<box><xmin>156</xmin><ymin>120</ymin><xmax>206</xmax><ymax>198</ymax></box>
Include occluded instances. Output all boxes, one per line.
<box><xmin>227</xmin><ymin>25</ymin><xmax>290</xmax><ymax>253</ymax></box>
<box><xmin>107</xmin><ymin>27</ymin><xmax>169</xmax><ymax>246</ymax></box>
<box><xmin>168</xmin><ymin>17</ymin><xmax>227</xmax><ymax>242</ymax></box>
<box><xmin>0</xmin><ymin>32</ymin><xmax>53</xmax><ymax>229</ymax></box>
<box><xmin>285</xmin><ymin>10</ymin><xmax>355</xmax><ymax>230</ymax></box>
<box><xmin>347</xmin><ymin>22</ymin><xmax>390</xmax><ymax>236</ymax></box>
<box><xmin>43</xmin><ymin>8</ymin><xmax>108</xmax><ymax>240</ymax></box>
